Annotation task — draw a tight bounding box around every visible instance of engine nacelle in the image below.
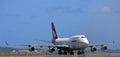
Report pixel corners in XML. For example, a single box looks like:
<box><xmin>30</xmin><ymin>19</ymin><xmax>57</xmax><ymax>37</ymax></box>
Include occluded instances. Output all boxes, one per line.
<box><xmin>49</xmin><ymin>48</ymin><xmax>55</xmax><ymax>53</ymax></box>
<box><xmin>101</xmin><ymin>45</ymin><xmax>107</xmax><ymax>51</ymax></box>
<box><xmin>29</xmin><ymin>47</ymin><xmax>35</xmax><ymax>52</ymax></box>
<box><xmin>91</xmin><ymin>47</ymin><xmax>97</xmax><ymax>52</ymax></box>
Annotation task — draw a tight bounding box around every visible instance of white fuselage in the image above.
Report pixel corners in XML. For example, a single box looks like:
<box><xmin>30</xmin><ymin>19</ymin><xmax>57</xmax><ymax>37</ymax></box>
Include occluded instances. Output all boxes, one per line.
<box><xmin>55</xmin><ymin>35</ymin><xmax>89</xmax><ymax>50</ymax></box>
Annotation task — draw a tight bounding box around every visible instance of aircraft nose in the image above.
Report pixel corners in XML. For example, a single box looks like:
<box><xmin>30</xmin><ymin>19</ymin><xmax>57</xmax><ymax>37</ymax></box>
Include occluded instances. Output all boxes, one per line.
<box><xmin>84</xmin><ymin>41</ymin><xmax>89</xmax><ymax>45</ymax></box>
<box><xmin>82</xmin><ymin>41</ymin><xmax>89</xmax><ymax>48</ymax></box>
<box><xmin>82</xmin><ymin>38</ymin><xmax>89</xmax><ymax>45</ymax></box>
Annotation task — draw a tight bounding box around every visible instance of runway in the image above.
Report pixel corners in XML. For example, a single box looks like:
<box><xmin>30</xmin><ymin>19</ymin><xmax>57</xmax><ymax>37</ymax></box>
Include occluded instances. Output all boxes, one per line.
<box><xmin>0</xmin><ymin>51</ymin><xmax>120</xmax><ymax>57</ymax></box>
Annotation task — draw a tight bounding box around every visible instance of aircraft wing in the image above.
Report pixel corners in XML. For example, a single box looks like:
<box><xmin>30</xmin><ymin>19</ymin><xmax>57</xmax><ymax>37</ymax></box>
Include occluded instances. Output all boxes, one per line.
<box><xmin>38</xmin><ymin>40</ymin><xmax>52</xmax><ymax>43</ymax></box>
<box><xmin>88</xmin><ymin>42</ymin><xmax>114</xmax><ymax>47</ymax></box>
<box><xmin>38</xmin><ymin>44</ymin><xmax>69</xmax><ymax>48</ymax></box>
<box><xmin>37</xmin><ymin>40</ymin><xmax>69</xmax><ymax>47</ymax></box>
<box><xmin>5</xmin><ymin>42</ymin><xmax>40</xmax><ymax>47</ymax></box>
<box><xmin>88</xmin><ymin>44</ymin><xmax>105</xmax><ymax>47</ymax></box>
<box><xmin>6</xmin><ymin>42</ymin><xmax>69</xmax><ymax>48</ymax></box>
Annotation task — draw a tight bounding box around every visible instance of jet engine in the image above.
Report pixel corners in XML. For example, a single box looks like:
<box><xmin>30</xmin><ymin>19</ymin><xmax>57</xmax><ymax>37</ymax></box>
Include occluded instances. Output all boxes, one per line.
<box><xmin>29</xmin><ymin>47</ymin><xmax>35</xmax><ymax>52</ymax></box>
<box><xmin>49</xmin><ymin>48</ymin><xmax>55</xmax><ymax>52</ymax></box>
<box><xmin>28</xmin><ymin>45</ymin><xmax>35</xmax><ymax>52</ymax></box>
<box><xmin>48</xmin><ymin>46</ymin><xmax>55</xmax><ymax>52</ymax></box>
<box><xmin>101</xmin><ymin>45</ymin><xmax>107</xmax><ymax>50</ymax></box>
<box><xmin>91</xmin><ymin>47</ymin><xmax>97</xmax><ymax>52</ymax></box>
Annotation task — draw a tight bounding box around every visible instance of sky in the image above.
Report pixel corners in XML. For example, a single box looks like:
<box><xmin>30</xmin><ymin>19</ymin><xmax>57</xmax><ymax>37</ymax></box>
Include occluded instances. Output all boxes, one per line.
<box><xmin>0</xmin><ymin>0</ymin><xmax>120</xmax><ymax>49</ymax></box>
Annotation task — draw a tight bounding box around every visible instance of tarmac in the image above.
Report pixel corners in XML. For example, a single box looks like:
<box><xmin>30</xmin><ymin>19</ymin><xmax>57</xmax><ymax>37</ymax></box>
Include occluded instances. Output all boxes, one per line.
<box><xmin>0</xmin><ymin>51</ymin><xmax>120</xmax><ymax>57</ymax></box>
<box><xmin>0</xmin><ymin>54</ymin><xmax>120</xmax><ymax>57</ymax></box>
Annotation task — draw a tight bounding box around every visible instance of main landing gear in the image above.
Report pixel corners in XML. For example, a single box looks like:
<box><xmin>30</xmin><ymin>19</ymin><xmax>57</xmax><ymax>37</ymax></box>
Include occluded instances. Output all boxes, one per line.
<box><xmin>58</xmin><ymin>50</ymin><xmax>67</xmax><ymax>55</ymax></box>
<box><xmin>77</xmin><ymin>50</ymin><xmax>85</xmax><ymax>55</ymax></box>
<box><xmin>58</xmin><ymin>50</ymin><xmax>85</xmax><ymax>55</ymax></box>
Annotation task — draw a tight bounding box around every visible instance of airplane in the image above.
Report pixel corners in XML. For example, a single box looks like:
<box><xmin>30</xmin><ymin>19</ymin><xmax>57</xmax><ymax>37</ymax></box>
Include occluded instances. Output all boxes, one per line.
<box><xmin>6</xmin><ymin>22</ymin><xmax>112</xmax><ymax>55</ymax></box>
<box><xmin>39</xmin><ymin>22</ymin><xmax>111</xmax><ymax>55</ymax></box>
<box><xmin>38</xmin><ymin>22</ymin><xmax>109</xmax><ymax>55</ymax></box>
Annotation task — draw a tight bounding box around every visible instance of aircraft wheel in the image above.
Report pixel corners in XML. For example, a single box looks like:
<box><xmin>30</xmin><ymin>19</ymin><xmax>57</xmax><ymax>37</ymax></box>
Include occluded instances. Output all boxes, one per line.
<box><xmin>77</xmin><ymin>50</ymin><xmax>85</xmax><ymax>55</ymax></box>
<box><xmin>58</xmin><ymin>50</ymin><xmax>62</xmax><ymax>55</ymax></box>
<box><xmin>82</xmin><ymin>51</ymin><xmax>85</xmax><ymax>54</ymax></box>
<box><xmin>77</xmin><ymin>51</ymin><xmax>82</xmax><ymax>55</ymax></box>
<box><xmin>70</xmin><ymin>51</ymin><xmax>74</xmax><ymax>55</ymax></box>
<box><xmin>63</xmin><ymin>51</ymin><xmax>67</xmax><ymax>55</ymax></box>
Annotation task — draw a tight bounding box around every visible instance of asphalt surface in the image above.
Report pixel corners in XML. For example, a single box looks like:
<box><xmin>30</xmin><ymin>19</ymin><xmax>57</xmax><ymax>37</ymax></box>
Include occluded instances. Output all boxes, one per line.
<box><xmin>0</xmin><ymin>52</ymin><xmax>120</xmax><ymax>57</ymax></box>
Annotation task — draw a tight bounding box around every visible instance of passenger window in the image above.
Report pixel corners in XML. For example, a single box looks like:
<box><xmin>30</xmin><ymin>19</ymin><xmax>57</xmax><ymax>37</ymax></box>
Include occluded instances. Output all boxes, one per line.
<box><xmin>72</xmin><ymin>40</ymin><xmax>77</xmax><ymax>42</ymax></box>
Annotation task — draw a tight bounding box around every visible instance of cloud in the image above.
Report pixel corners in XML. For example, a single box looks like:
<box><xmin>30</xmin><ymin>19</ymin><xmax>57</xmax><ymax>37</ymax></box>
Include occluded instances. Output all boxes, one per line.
<box><xmin>98</xmin><ymin>6</ymin><xmax>120</xmax><ymax>14</ymax></box>
<box><xmin>100</xmin><ymin>7</ymin><xmax>112</xmax><ymax>13</ymax></box>
<box><xmin>46</xmin><ymin>7</ymin><xmax>82</xmax><ymax>14</ymax></box>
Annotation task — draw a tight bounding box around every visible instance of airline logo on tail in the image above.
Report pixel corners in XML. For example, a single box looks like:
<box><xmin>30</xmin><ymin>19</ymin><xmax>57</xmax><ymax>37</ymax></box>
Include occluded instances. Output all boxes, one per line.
<box><xmin>51</xmin><ymin>22</ymin><xmax>58</xmax><ymax>45</ymax></box>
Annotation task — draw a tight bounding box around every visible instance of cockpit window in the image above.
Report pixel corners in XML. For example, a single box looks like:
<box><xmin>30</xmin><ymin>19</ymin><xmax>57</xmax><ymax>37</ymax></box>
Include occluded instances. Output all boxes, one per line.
<box><xmin>72</xmin><ymin>37</ymin><xmax>79</xmax><ymax>39</ymax></box>
<box><xmin>81</xmin><ymin>36</ymin><xmax>85</xmax><ymax>38</ymax></box>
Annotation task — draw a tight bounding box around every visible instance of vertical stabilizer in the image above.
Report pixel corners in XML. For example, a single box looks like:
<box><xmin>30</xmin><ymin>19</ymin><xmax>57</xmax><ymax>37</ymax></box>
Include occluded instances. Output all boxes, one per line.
<box><xmin>51</xmin><ymin>22</ymin><xmax>58</xmax><ymax>44</ymax></box>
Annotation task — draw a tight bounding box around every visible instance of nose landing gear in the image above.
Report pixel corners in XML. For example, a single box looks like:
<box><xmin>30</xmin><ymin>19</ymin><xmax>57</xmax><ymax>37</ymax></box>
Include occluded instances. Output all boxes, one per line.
<box><xmin>77</xmin><ymin>50</ymin><xmax>85</xmax><ymax>55</ymax></box>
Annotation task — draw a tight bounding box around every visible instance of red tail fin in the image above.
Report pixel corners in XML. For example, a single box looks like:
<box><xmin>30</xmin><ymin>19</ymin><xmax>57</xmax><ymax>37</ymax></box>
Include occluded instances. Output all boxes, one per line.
<box><xmin>51</xmin><ymin>22</ymin><xmax>58</xmax><ymax>45</ymax></box>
